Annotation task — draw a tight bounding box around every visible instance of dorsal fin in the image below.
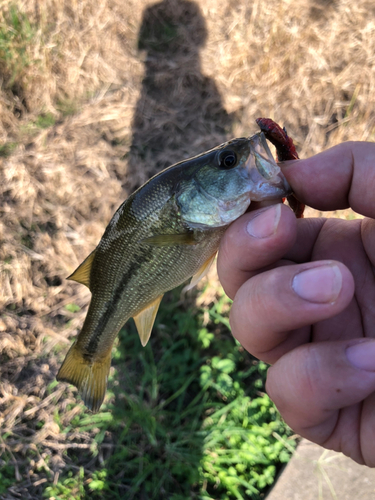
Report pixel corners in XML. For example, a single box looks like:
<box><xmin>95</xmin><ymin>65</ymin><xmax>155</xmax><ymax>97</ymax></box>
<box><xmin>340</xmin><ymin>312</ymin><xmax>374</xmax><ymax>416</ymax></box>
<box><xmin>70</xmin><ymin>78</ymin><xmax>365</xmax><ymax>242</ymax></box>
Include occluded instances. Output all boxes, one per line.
<box><xmin>133</xmin><ymin>295</ymin><xmax>163</xmax><ymax>347</ymax></box>
<box><xmin>186</xmin><ymin>252</ymin><xmax>217</xmax><ymax>291</ymax></box>
<box><xmin>67</xmin><ymin>250</ymin><xmax>96</xmax><ymax>289</ymax></box>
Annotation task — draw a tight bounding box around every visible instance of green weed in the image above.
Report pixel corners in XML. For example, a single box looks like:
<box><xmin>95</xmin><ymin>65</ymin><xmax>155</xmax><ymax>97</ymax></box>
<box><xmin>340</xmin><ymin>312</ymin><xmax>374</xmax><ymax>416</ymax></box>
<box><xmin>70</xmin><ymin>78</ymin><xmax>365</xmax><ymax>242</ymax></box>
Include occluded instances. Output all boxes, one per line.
<box><xmin>64</xmin><ymin>303</ymin><xmax>81</xmax><ymax>313</ymax></box>
<box><xmin>34</xmin><ymin>113</ymin><xmax>56</xmax><ymax>129</ymax></box>
<box><xmin>19</xmin><ymin>112</ymin><xmax>57</xmax><ymax>137</ymax></box>
<box><xmin>0</xmin><ymin>142</ymin><xmax>17</xmax><ymax>157</ymax></box>
<box><xmin>0</xmin><ymin>5</ymin><xmax>37</xmax><ymax>88</ymax></box>
<box><xmin>138</xmin><ymin>19</ymin><xmax>179</xmax><ymax>53</ymax></box>
<box><xmin>43</xmin><ymin>468</ymin><xmax>85</xmax><ymax>500</ymax></box>
<box><xmin>0</xmin><ymin>460</ymin><xmax>15</xmax><ymax>495</ymax></box>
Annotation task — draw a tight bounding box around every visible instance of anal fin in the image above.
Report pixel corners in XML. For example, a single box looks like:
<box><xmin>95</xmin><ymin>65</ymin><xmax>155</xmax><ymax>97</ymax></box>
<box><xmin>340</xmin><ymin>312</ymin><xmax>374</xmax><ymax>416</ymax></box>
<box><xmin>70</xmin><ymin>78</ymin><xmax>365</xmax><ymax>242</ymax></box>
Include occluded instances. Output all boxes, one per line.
<box><xmin>186</xmin><ymin>252</ymin><xmax>217</xmax><ymax>291</ymax></box>
<box><xmin>56</xmin><ymin>341</ymin><xmax>111</xmax><ymax>413</ymax></box>
<box><xmin>133</xmin><ymin>295</ymin><xmax>163</xmax><ymax>347</ymax></box>
<box><xmin>67</xmin><ymin>250</ymin><xmax>96</xmax><ymax>289</ymax></box>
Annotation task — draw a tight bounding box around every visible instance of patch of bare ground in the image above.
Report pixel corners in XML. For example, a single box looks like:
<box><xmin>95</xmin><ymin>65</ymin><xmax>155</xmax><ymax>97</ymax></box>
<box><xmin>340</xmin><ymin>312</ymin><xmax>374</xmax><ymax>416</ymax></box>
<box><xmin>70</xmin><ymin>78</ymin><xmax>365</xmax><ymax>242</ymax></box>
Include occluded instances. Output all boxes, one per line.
<box><xmin>0</xmin><ymin>0</ymin><xmax>374</xmax><ymax>496</ymax></box>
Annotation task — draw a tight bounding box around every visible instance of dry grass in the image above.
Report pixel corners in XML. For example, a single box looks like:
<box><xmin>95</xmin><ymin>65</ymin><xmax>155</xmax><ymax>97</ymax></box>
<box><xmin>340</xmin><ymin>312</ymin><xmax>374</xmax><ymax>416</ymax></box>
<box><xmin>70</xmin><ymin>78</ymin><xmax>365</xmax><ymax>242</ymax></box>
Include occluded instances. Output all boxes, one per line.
<box><xmin>0</xmin><ymin>0</ymin><xmax>374</xmax><ymax>496</ymax></box>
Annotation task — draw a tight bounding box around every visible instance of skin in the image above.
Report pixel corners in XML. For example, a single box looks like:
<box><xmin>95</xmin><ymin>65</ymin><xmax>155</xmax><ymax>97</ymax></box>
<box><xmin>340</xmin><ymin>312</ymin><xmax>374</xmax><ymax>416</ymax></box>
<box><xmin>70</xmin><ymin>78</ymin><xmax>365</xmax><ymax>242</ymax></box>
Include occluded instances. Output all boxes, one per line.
<box><xmin>217</xmin><ymin>141</ymin><xmax>375</xmax><ymax>467</ymax></box>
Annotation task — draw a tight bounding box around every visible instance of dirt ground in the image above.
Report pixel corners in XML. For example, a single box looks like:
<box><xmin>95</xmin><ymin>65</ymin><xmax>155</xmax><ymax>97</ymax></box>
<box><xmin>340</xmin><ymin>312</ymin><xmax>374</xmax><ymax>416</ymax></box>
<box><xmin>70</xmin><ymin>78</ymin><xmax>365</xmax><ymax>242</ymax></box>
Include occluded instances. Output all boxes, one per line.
<box><xmin>0</xmin><ymin>0</ymin><xmax>374</xmax><ymax>496</ymax></box>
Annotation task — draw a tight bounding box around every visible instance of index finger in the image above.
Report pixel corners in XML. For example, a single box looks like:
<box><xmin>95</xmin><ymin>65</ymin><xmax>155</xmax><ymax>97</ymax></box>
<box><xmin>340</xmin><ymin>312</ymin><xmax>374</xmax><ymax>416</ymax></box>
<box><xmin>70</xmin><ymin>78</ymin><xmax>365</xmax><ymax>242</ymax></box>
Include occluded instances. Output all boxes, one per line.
<box><xmin>282</xmin><ymin>141</ymin><xmax>375</xmax><ymax>217</ymax></box>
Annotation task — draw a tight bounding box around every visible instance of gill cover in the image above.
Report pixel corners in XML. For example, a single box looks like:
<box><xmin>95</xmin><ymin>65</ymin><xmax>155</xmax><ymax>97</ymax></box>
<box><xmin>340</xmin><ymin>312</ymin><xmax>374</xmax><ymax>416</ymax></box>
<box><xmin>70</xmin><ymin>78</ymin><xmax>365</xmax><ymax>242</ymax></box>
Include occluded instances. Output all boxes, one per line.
<box><xmin>176</xmin><ymin>132</ymin><xmax>290</xmax><ymax>228</ymax></box>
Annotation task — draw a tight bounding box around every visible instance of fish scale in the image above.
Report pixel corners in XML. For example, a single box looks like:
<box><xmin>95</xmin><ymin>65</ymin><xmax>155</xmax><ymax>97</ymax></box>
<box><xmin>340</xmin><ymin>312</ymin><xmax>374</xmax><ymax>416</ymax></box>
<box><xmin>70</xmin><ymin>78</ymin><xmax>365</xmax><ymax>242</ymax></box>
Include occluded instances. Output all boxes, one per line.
<box><xmin>57</xmin><ymin>131</ymin><xmax>291</xmax><ymax>412</ymax></box>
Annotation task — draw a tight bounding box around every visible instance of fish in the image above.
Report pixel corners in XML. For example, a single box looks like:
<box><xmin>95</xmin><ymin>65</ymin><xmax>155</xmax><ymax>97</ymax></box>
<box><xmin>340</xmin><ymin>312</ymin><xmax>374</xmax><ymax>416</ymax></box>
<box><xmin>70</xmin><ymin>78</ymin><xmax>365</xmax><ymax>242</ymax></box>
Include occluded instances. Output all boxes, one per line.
<box><xmin>56</xmin><ymin>130</ymin><xmax>291</xmax><ymax>412</ymax></box>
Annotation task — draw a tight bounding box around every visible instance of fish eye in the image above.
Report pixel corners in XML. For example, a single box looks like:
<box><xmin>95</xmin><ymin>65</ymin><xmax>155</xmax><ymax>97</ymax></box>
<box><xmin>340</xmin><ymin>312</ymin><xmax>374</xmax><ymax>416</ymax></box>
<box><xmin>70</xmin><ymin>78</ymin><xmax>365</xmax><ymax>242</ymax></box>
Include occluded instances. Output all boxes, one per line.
<box><xmin>218</xmin><ymin>150</ymin><xmax>238</xmax><ymax>169</ymax></box>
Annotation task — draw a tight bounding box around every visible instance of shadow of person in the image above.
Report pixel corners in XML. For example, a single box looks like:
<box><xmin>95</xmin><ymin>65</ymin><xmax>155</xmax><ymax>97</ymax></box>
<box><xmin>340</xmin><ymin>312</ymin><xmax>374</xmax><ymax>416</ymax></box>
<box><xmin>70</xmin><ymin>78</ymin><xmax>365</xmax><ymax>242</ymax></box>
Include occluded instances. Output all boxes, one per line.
<box><xmin>127</xmin><ymin>0</ymin><xmax>234</xmax><ymax>192</ymax></box>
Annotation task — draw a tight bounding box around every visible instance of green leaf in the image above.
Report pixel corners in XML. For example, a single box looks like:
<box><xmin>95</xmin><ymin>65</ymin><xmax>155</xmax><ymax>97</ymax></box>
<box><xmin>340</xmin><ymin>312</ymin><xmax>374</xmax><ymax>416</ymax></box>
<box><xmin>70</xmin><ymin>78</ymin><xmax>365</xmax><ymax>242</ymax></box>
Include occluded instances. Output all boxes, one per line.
<box><xmin>215</xmin><ymin>358</ymin><xmax>236</xmax><ymax>374</ymax></box>
<box><xmin>64</xmin><ymin>303</ymin><xmax>81</xmax><ymax>313</ymax></box>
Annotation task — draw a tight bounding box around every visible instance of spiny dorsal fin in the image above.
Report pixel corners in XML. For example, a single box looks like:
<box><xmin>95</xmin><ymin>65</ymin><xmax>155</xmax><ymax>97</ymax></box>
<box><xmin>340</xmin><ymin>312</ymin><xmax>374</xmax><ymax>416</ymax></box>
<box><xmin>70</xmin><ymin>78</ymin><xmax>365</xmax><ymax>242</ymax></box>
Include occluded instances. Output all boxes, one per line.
<box><xmin>56</xmin><ymin>341</ymin><xmax>111</xmax><ymax>413</ymax></box>
<box><xmin>67</xmin><ymin>250</ymin><xmax>96</xmax><ymax>289</ymax></box>
<box><xmin>133</xmin><ymin>295</ymin><xmax>163</xmax><ymax>347</ymax></box>
<box><xmin>141</xmin><ymin>232</ymin><xmax>197</xmax><ymax>247</ymax></box>
<box><xmin>186</xmin><ymin>252</ymin><xmax>217</xmax><ymax>291</ymax></box>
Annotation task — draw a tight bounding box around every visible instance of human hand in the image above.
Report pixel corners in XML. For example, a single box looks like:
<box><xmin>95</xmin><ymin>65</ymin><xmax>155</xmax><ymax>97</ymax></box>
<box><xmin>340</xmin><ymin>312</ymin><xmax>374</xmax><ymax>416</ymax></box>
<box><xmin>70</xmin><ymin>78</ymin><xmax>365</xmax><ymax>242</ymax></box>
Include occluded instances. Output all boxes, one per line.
<box><xmin>217</xmin><ymin>141</ymin><xmax>375</xmax><ymax>466</ymax></box>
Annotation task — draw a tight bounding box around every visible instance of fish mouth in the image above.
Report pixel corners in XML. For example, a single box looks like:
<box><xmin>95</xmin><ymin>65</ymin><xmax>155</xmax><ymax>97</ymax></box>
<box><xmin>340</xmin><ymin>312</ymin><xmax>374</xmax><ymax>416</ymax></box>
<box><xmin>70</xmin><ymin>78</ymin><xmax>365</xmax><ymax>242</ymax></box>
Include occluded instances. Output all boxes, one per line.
<box><xmin>242</xmin><ymin>132</ymin><xmax>292</xmax><ymax>200</ymax></box>
<box><xmin>275</xmin><ymin>173</ymin><xmax>292</xmax><ymax>197</ymax></box>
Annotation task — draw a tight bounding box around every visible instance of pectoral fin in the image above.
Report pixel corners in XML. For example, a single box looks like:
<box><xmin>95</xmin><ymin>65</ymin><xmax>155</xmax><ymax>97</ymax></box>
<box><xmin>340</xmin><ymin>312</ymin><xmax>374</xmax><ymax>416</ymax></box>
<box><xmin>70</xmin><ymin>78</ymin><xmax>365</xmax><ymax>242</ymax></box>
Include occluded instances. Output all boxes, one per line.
<box><xmin>133</xmin><ymin>295</ymin><xmax>163</xmax><ymax>347</ymax></box>
<box><xmin>141</xmin><ymin>232</ymin><xmax>197</xmax><ymax>247</ymax></box>
<box><xmin>67</xmin><ymin>250</ymin><xmax>96</xmax><ymax>289</ymax></box>
<box><xmin>186</xmin><ymin>252</ymin><xmax>217</xmax><ymax>291</ymax></box>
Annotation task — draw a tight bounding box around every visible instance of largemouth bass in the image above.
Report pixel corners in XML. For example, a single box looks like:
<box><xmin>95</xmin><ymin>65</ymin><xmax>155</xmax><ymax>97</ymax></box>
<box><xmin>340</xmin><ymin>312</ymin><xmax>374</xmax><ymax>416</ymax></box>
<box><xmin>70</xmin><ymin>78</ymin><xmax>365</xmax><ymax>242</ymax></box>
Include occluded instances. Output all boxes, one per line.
<box><xmin>57</xmin><ymin>131</ymin><xmax>291</xmax><ymax>412</ymax></box>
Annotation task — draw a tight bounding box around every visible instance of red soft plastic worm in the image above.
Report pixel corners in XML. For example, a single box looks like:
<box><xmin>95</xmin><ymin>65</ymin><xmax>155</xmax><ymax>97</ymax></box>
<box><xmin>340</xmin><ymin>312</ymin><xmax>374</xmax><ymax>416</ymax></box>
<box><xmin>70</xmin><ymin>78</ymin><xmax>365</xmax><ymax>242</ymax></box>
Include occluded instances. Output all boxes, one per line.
<box><xmin>256</xmin><ymin>118</ymin><xmax>305</xmax><ymax>218</ymax></box>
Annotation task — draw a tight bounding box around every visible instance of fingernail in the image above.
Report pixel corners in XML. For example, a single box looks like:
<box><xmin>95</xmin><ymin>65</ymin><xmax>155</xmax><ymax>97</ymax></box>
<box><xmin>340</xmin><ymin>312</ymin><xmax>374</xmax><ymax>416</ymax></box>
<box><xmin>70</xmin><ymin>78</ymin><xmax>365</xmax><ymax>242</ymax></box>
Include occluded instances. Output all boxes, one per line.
<box><xmin>246</xmin><ymin>204</ymin><xmax>281</xmax><ymax>239</ymax></box>
<box><xmin>346</xmin><ymin>340</ymin><xmax>375</xmax><ymax>372</ymax></box>
<box><xmin>292</xmin><ymin>264</ymin><xmax>342</xmax><ymax>303</ymax></box>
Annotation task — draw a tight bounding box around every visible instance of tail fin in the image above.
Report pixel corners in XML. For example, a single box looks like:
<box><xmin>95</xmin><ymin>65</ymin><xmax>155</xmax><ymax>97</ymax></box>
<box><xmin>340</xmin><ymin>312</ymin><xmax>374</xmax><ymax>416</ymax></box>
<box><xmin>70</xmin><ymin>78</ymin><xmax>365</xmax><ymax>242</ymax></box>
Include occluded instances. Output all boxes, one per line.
<box><xmin>57</xmin><ymin>342</ymin><xmax>111</xmax><ymax>413</ymax></box>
